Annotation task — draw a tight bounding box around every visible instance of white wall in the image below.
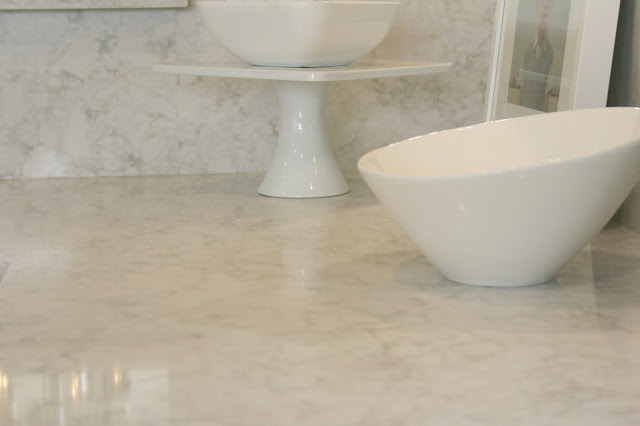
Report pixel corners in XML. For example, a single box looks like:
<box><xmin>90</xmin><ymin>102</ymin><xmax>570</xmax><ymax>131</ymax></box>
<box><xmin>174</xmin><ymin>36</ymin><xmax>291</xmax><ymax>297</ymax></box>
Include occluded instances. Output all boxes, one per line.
<box><xmin>0</xmin><ymin>0</ymin><xmax>496</xmax><ymax>179</ymax></box>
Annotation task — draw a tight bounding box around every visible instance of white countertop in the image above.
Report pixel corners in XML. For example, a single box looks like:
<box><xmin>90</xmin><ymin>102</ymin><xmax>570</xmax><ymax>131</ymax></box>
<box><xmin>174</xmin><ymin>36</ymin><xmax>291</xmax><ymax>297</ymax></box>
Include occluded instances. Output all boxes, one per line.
<box><xmin>1</xmin><ymin>174</ymin><xmax>639</xmax><ymax>425</ymax></box>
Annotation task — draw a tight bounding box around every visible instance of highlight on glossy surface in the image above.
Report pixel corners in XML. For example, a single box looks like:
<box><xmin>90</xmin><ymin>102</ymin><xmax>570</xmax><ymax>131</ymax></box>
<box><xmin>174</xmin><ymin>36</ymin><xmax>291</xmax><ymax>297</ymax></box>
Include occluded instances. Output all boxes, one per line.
<box><xmin>196</xmin><ymin>0</ymin><xmax>401</xmax><ymax>67</ymax></box>
<box><xmin>358</xmin><ymin>107</ymin><xmax>640</xmax><ymax>287</ymax></box>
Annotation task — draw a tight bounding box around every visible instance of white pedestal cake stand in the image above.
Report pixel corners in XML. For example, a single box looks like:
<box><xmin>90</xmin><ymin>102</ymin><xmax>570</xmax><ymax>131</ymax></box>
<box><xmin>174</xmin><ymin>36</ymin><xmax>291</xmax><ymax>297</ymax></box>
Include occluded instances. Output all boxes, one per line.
<box><xmin>152</xmin><ymin>60</ymin><xmax>452</xmax><ymax>198</ymax></box>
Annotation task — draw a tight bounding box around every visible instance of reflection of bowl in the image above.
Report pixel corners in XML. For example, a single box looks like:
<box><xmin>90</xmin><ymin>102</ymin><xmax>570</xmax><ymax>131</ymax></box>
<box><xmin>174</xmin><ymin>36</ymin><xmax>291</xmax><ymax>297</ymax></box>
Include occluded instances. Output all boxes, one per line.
<box><xmin>196</xmin><ymin>0</ymin><xmax>401</xmax><ymax>67</ymax></box>
<box><xmin>358</xmin><ymin>108</ymin><xmax>640</xmax><ymax>287</ymax></box>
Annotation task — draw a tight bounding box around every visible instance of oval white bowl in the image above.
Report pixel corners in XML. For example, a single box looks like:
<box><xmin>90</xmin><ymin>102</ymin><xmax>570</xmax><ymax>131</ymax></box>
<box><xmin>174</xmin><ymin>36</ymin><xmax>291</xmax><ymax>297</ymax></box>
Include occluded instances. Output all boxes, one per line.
<box><xmin>196</xmin><ymin>0</ymin><xmax>401</xmax><ymax>67</ymax></box>
<box><xmin>358</xmin><ymin>108</ymin><xmax>640</xmax><ymax>287</ymax></box>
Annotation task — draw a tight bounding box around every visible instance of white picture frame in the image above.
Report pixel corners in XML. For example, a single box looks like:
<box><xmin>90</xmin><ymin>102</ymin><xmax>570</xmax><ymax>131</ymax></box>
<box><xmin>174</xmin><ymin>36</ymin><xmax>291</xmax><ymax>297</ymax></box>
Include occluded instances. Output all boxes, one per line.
<box><xmin>485</xmin><ymin>0</ymin><xmax>620</xmax><ymax>122</ymax></box>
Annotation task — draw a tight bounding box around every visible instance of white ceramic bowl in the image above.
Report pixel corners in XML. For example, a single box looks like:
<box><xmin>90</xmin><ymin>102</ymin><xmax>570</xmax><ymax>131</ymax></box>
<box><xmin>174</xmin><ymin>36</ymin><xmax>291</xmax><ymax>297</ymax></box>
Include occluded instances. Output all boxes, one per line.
<box><xmin>196</xmin><ymin>0</ymin><xmax>401</xmax><ymax>67</ymax></box>
<box><xmin>358</xmin><ymin>108</ymin><xmax>640</xmax><ymax>287</ymax></box>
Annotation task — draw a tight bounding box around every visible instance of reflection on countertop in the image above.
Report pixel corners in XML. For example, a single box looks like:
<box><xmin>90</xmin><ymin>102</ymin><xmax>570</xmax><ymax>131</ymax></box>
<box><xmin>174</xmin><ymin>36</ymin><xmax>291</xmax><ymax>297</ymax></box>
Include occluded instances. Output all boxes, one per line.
<box><xmin>0</xmin><ymin>174</ymin><xmax>639</xmax><ymax>425</ymax></box>
<box><xmin>0</xmin><ymin>262</ymin><xmax>8</xmax><ymax>285</ymax></box>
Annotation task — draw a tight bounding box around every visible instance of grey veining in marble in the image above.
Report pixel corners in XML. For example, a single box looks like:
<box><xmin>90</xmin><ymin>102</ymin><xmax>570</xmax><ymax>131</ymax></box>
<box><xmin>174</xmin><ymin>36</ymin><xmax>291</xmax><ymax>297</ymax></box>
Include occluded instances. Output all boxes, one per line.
<box><xmin>1</xmin><ymin>174</ymin><xmax>640</xmax><ymax>425</ymax></box>
<box><xmin>0</xmin><ymin>0</ymin><xmax>496</xmax><ymax>179</ymax></box>
<box><xmin>0</xmin><ymin>0</ymin><xmax>187</xmax><ymax>10</ymax></box>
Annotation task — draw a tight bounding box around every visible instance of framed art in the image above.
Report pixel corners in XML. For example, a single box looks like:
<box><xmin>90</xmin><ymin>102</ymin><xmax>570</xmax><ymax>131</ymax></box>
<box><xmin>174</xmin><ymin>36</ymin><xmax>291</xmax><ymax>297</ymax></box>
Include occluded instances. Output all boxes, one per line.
<box><xmin>485</xmin><ymin>0</ymin><xmax>620</xmax><ymax>121</ymax></box>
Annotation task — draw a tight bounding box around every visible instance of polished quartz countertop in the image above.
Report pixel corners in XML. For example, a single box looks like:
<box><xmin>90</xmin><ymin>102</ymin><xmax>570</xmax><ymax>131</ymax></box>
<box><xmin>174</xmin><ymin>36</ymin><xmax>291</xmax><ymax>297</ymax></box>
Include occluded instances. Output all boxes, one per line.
<box><xmin>1</xmin><ymin>174</ymin><xmax>639</xmax><ymax>425</ymax></box>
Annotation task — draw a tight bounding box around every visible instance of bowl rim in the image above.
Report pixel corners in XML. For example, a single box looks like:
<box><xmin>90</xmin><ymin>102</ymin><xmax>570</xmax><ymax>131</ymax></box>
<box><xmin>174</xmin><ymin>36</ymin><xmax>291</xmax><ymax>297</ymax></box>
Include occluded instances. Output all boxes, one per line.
<box><xmin>357</xmin><ymin>107</ymin><xmax>640</xmax><ymax>182</ymax></box>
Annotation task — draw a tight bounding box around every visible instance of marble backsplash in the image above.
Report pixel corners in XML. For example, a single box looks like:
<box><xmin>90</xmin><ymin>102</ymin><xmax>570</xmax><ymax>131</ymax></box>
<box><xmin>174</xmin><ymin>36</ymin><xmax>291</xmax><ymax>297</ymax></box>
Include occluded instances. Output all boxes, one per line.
<box><xmin>0</xmin><ymin>0</ymin><xmax>496</xmax><ymax>179</ymax></box>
